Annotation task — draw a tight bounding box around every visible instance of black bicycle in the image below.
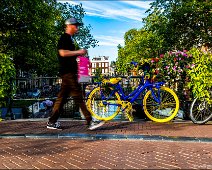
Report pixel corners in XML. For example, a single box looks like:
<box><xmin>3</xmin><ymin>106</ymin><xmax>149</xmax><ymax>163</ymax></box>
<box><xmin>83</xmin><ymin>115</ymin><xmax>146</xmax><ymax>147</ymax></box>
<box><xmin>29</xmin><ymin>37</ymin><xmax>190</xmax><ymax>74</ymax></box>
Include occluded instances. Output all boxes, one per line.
<box><xmin>190</xmin><ymin>90</ymin><xmax>212</xmax><ymax>124</ymax></box>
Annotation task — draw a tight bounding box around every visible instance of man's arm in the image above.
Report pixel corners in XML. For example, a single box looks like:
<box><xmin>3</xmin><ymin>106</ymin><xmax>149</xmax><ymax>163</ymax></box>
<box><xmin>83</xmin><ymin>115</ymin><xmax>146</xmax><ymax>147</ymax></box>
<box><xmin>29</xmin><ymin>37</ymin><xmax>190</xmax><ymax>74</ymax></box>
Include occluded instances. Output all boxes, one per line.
<box><xmin>59</xmin><ymin>49</ymin><xmax>87</xmax><ymax>57</ymax></box>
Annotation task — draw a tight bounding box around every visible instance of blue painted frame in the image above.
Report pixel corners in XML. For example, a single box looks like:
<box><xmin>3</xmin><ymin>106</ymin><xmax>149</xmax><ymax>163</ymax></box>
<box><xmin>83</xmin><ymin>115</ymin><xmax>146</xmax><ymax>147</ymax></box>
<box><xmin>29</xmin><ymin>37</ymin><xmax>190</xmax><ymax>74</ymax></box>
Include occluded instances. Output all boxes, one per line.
<box><xmin>95</xmin><ymin>76</ymin><xmax>165</xmax><ymax>108</ymax></box>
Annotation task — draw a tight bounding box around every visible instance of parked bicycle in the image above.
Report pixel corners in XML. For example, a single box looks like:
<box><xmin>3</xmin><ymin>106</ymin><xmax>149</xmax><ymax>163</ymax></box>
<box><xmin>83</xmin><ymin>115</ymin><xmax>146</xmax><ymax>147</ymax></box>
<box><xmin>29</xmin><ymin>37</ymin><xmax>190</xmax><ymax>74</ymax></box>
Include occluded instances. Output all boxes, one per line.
<box><xmin>86</xmin><ymin>63</ymin><xmax>180</xmax><ymax>123</ymax></box>
<box><xmin>190</xmin><ymin>89</ymin><xmax>212</xmax><ymax>124</ymax></box>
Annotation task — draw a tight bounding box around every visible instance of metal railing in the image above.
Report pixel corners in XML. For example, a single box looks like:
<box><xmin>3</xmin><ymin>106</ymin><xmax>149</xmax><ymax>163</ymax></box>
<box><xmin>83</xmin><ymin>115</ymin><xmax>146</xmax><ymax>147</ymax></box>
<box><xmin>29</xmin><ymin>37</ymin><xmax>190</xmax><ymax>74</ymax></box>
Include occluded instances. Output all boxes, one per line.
<box><xmin>1</xmin><ymin>76</ymin><xmax>145</xmax><ymax>119</ymax></box>
<box><xmin>2</xmin><ymin>76</ymin><xmax>210</xmax><ymax>120</ymax></box>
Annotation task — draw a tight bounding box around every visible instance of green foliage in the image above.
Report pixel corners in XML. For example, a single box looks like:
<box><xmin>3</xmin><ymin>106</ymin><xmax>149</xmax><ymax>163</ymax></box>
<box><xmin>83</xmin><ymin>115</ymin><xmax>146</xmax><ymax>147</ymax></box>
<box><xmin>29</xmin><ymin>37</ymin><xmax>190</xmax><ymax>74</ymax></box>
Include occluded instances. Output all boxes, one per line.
<box><xmin>1</xmin><ymin>0</ymin><xmax>60</xmax><ymax>76</ymax></box>
<box><xmin>0</xmin><ymin>53</ymin><xmax>16</xmax><ymax>107</ymax></box>
<box><xmin>186</xmin><ymin>48</ymin><xmax>212</xmax><ymax>99</ymax></box>
<box><xmin>145</xmin><ymin>0</ymin><xmax>212</xmax><ymax>51</ymax></box>
<box><xmin>116</xmin><ymin>0</ymin><xmax>212</xmax><ymax>86</ymax></box>
<box><xmin>116</xmin><ymin>29</ymin><xmax>163</xmax><ymax>75</ymax></box>
<box><xmin>114</xmin><ymin>0</ymin><xmax>211</xmax><ymax>104</ymax></box>
<box><xmin>0</xmin><ymin>0</ymin><xmax>98</xmax><ymax>77</ymax></box>
<box><xmin>93</xmin><ymin>68</ymin><xmax>103</xmax><ymax>82</ymax></box>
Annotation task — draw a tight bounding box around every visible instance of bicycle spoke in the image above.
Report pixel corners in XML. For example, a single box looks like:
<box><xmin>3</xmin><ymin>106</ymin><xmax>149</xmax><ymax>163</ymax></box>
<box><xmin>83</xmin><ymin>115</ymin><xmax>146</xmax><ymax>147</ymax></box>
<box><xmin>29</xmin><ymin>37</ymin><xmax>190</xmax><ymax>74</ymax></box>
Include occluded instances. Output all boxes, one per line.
<box><xmin>190</xmin><ymin>97</ymin><xmax>212</xmax><ymax>124</ymax></box>
<box><xmin>87</xmin><ymin>87</ymin><xmax>121</xmax><ymax>121</ymax></box>
<box><xmin>143</xmin><ymin>87</ymin><xmax>179</xmax><ymax>122</ymax></box>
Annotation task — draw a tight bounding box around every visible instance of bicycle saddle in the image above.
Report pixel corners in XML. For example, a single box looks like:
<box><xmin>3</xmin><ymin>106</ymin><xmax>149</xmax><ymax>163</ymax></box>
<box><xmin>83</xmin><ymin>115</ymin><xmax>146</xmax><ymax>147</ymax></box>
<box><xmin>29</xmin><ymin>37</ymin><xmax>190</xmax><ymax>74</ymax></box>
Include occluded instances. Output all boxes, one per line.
<box><xmin>103</xmin><ymin>78</ymin><xmax>122</xmax><ymax>84</ymax></box>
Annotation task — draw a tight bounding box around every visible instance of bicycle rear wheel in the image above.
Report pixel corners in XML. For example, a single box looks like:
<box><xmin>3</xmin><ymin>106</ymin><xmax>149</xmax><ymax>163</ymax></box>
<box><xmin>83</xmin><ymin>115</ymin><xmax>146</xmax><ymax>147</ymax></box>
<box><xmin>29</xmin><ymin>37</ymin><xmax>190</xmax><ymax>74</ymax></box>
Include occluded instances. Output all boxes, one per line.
<box><xmin>86</xmin><ymin>87</ymin><xmax>121</xmax><ymax>121</ymax></box>
<box><xmin>190</xmin><ymin>98</ymin><xmax>212</xmax><ymax>124</ymax></box>
<box><xmin>143</xmin><ymin>86</ymin><xmax>179</xmax><ymax>123</ymax></box>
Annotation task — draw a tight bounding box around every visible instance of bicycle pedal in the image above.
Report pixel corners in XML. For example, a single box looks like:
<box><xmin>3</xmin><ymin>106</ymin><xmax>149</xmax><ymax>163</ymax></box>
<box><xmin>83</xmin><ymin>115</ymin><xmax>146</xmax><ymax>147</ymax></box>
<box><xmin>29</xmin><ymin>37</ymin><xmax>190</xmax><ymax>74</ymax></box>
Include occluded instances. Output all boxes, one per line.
<box><xmin>132</xmin><ymin>109</ymin><xmax>136</xmax><ymax>112</ymax></box>
<box><xmin>126</xmin><ymin>113</ymin><xmax>134</xmax><ymax>122</ymax></box>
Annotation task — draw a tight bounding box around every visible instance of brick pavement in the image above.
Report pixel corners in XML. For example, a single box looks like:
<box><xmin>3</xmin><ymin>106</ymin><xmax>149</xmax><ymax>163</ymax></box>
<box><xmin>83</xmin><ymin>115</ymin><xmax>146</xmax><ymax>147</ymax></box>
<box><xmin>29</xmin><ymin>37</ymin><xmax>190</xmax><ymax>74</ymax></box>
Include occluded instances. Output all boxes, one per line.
<box><xmin>0</xmin><ymin>119</ymin><xmax>211</xmax><ymax>169</ymax></box>
<box><xmin>0</xmin><ymin>119</ymin><xmax>211</xmax><ymax>139</ymax></box>
<box><xmin>0</xmin><ymin>138</ymin><xmax>211</xmax><ymax>169</ymax></box>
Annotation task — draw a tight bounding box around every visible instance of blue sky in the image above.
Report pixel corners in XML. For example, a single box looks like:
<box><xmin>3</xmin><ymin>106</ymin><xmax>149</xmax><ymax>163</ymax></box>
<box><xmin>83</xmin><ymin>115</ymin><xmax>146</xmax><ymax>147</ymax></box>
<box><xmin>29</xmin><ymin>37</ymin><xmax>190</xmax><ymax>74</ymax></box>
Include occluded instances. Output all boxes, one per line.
<box><xmin>60</xmin><ymin>0</ymin><xmax>154</xmax><ymax>62</ymax></box>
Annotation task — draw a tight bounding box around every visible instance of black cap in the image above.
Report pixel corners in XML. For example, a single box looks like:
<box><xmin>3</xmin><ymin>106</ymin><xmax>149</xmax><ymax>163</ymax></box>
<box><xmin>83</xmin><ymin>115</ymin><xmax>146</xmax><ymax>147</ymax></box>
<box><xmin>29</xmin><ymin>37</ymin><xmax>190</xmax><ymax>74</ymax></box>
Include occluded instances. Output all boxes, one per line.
<box><xmin>65</xmin><ymin>18</ymin><xmax>83</xmax><ymax>26</ymax></box>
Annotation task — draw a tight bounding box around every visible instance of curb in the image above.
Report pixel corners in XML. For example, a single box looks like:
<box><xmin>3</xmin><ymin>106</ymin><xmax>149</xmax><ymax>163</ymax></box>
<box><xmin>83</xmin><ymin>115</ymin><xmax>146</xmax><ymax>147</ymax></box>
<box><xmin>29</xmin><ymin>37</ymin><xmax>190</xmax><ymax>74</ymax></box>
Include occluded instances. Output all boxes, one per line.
<box><xmin>0</xmin><ymin>133</ymin><xmax>212</xmax><ymax>143</ymax></box>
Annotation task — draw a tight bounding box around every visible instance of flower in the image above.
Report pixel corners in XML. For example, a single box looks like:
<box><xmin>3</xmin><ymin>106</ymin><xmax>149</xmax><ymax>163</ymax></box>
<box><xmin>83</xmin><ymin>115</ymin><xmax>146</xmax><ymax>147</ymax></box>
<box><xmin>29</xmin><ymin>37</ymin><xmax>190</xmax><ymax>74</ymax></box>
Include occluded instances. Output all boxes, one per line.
<box><xmin>178</xmin><ymin>69</ymin><xmax>183</xmax><ymax>73</ymax></box>
<box><xmin>156</xmin><ymin>50</ymin><xmax>193</xmax><ymax>81</ymax></box>
<box><xmin>191</xmin><ymin>64</ymin><xmax>195</xmax><ymax>68</ymax></box>
<box><xmin>173</xmin><ymin>66</ymin><xmax>177</xmax><ymax>71</ymax></box>
<box><xmin>151</xmin><ymin>57</ymin><xmax>159</xmax><ymax>63</ymax></box>
<box><xmin>183</xmin><ymin>53</ymin><xmax>188</xmax><ymax>57</ymax></box>
<box><xmin>160</xmin><ymin>54</ymin><xmax>164</xmax><ymax>58</ymax></box>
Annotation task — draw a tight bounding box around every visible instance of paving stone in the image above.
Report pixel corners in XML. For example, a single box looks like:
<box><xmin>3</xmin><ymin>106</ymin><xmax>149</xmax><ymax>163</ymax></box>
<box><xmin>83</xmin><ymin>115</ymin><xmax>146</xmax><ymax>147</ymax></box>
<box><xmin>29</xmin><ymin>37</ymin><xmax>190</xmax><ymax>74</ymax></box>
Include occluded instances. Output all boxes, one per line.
<box><xmin>1</xmin><ymin>138</ymin><xmax>211</xmax><ymax>169</ymax></box>
<box><xmin>0</xmin><ymin>119</ymin><xmax>211</xmax><ymax>169</ymax></box>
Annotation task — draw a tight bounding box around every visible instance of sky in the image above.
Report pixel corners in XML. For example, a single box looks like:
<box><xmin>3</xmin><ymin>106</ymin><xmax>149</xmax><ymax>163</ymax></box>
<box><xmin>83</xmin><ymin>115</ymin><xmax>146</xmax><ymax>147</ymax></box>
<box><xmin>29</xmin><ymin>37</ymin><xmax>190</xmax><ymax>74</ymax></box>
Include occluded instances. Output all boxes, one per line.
<box><xmin>59</xmin><ymin>0</ymin><xmax>154</xmax><ymax>62</ymax></box>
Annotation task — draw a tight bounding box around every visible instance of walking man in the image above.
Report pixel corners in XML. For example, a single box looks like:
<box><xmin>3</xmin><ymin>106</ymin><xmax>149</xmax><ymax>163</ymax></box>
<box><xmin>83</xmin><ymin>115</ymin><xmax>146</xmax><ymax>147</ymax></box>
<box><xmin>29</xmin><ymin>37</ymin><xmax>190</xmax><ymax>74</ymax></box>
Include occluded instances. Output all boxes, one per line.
<box><xmin>47</xmin><ymin>18</ymin><xmax>104</xmax><ymax>130</ymax></box>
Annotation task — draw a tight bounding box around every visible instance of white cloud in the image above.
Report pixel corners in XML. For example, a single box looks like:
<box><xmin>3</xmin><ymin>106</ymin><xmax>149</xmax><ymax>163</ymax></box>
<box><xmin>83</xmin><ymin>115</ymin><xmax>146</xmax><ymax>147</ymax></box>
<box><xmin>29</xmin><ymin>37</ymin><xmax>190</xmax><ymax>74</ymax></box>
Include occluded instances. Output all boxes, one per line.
<box><xmin>63</xmin><ymin>0</ymin><xmax>150</xmax><ymax>22</ymax></box>
<box><xmin>123</xmin><ymin>1</ymin><xmax>154</xmax><ymax>9</ymax></box>
<box><xmin>85</xmin><ymin>11</ymin><xmax>110</xmax><ymax>18</ymax></box>
<box><xmin>102</xmin><ymin>8</ymin><xmax>144</xmax><ymax>22</ymax></box>
<box><xmin>95</xmin><ymin>35</ymin><xmax>124</xmax><ymax>46</ymax></box>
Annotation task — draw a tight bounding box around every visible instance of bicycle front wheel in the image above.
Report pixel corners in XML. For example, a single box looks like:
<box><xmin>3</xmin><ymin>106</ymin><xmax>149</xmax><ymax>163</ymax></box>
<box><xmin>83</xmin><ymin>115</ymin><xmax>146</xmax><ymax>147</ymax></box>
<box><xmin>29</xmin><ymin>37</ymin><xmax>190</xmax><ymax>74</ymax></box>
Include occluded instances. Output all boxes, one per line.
<box><xmin>143</xmin><ymin>86</ymin><xmax>179</xmax><ymax>123</ymax></box>
<box><xmin>86</xmin><ymin>87</ymin><xmax>121</xmax><ymax>121</ymax></box>
<box><xmin>190</xmin><ymin>98</ymin><xmax>212</xmax><ymax>124</ymax></box>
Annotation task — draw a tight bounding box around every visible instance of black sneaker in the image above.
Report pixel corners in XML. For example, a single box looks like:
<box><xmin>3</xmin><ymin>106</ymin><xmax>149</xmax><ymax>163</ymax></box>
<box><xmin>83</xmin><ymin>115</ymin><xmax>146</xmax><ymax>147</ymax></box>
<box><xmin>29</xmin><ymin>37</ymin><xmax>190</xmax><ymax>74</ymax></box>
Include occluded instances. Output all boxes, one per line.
<box><xmin>88</xmin><ymin>121</ymin><xmax>105</xmax><ymax>130</ymax></box>
<box><xmin>47</xmin><ymin>121</ymin><xmax>62</xmax><ymax>130</ymax></box>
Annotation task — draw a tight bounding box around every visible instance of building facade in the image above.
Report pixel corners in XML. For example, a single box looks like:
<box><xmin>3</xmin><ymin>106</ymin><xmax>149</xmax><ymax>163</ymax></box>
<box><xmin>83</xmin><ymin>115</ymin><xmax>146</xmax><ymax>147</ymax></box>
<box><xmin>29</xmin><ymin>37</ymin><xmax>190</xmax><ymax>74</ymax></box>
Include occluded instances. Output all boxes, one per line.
<box><xmin>90</xmin><ymin>56</ymin><xmax>110</xmax><ymax>75</ymax></box>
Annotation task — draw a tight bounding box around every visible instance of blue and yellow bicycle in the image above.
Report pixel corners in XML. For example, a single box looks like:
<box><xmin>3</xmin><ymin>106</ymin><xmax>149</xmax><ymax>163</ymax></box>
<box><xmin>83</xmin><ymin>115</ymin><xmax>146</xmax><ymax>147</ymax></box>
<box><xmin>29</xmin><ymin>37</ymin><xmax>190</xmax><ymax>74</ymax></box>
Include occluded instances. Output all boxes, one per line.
<box><xmin>86</xmin><ymin>65</ymin><xmax>179</xmax><ymax>123</ymax></box>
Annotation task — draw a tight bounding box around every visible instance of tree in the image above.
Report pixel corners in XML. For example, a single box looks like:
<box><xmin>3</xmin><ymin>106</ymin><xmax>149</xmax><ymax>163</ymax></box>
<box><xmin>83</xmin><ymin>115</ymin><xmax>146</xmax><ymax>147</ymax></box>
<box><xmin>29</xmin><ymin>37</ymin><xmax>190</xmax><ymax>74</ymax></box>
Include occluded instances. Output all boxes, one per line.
<box><xmin>1</xmin><ymin>0</ymin><xmax>60</xmax><ymax>76</ymax></box>
<box><xmin>0</xmin><ymin>53</ymin><xmax>16</xmax><ymax>107</ymax></box>
<box><xmin>116</xmin><ymin>0</ymin><xmax>212</xmax><ymax>74</ymax></box>
<box><xmin>55</xmin><ymin>2</ymin><xmax>99</xmax><ymax>50</ymax></box>
<box><xmin>0</xmin><ymin>0</ymin><xmax>98</xmax><ymax>77</ymax></box>
<box><xmin>144</xmin><ymin>0</ymin><xmax>212</xmax><ymax>51</ymax></box>
<box><xmin>116</xmin><ymin>29</ymin><xmax>163</xmax><ymax>75</ymax></box>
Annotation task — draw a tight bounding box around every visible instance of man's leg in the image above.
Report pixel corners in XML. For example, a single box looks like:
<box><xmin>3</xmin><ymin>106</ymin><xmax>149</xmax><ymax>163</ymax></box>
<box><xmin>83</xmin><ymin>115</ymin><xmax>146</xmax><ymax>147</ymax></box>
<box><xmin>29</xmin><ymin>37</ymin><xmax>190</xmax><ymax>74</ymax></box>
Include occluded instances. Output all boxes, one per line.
<box><xmin>67</xmin><ymin>75</ymin><xmax>92</xmax><ymax>124</ymax></box>
<box><xmin>48</xmin><ymin>96</ymin><xmax>65</xmax><ymax>124</ymax></box>
<box><xmin>48</xmin><ymin>85</ymin><xmax>70</xmax><ymax>125</ymax></box>
<box><xmin>47</xmin><ymin>85</ymin><xmax>70</xmax><ymax>130</ymax></box>
<box><xmin>71</xmin><ymin>85</ymin><xmax>105</xmax><ymax>130</ymax></box>
<box><xmin>73</xmin><ymin>95</ymin><xmax>92</xmax><ymax>124</ymax></box>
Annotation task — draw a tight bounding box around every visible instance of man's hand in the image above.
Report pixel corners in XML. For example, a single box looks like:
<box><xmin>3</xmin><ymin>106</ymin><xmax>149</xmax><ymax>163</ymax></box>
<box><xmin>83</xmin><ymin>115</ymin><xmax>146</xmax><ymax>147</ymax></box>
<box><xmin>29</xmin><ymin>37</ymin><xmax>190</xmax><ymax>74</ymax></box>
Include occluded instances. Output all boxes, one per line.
<box><xmin>78</xmin><ymin>49</ymin><xmax>87</xmax><ymax>55</ymax></box>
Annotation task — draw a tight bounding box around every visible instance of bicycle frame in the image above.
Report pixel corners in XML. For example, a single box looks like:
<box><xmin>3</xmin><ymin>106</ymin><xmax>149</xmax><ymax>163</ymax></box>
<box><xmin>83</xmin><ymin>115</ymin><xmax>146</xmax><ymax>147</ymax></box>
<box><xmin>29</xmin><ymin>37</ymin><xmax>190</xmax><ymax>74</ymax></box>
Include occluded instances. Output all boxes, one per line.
<box><xmin>99</xmin><ymin>77</ymin><xmax>165</xmax><ymax>105</ymax></box>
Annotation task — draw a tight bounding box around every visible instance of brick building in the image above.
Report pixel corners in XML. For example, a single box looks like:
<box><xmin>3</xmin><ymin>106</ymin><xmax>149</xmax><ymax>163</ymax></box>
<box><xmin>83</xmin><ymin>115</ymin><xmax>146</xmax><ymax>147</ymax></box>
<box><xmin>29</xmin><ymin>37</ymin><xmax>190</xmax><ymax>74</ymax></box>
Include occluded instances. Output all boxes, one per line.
<box><xmin>90</xmin><ymin>56</ymin><xmax>110</xmax><ymax>75</ymax></box>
